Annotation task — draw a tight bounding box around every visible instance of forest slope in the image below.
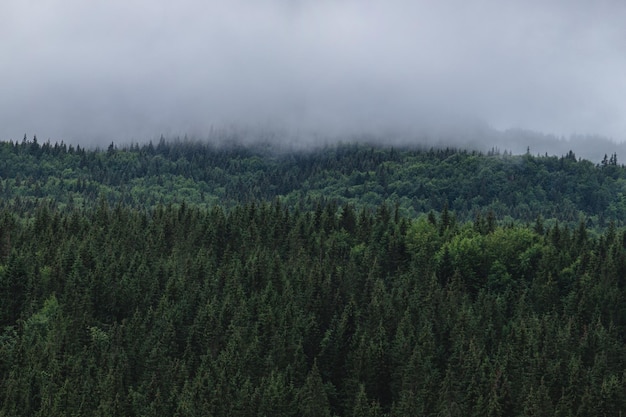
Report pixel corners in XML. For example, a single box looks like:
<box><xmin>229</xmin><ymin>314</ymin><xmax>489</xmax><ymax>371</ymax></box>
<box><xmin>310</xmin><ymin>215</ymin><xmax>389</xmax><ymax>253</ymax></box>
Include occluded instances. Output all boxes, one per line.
<box><xmin>2</xmin><ymin>137</ymin><xmax>626</xmax><ymax>227</ymax></box>
<box><xmin>2</xmin><ymin>138</ymin><xmax>626</xmax><ymax>415</ymax></box>
<box><xmin>2</xmin><ymin>200</ymin><xmax>626</xmax><ymax>416</ymax></box>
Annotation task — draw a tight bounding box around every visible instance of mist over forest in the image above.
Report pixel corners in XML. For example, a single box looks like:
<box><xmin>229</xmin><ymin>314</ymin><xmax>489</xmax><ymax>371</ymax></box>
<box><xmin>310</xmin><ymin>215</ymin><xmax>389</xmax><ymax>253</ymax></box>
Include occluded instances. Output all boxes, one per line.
<box><xmin>2</xmin><ymin>0</ymin><xmax>625</xmax><ymax>151</ymax></box>
<box><xmin>3</xmin><ymin>1</ymin><xmax>626</xmax><ymax>415</ymax></box>
<box><xmin>11</xmin><ymin>121</ymin><xmax>626</xmax><ymax>167</ymax></box>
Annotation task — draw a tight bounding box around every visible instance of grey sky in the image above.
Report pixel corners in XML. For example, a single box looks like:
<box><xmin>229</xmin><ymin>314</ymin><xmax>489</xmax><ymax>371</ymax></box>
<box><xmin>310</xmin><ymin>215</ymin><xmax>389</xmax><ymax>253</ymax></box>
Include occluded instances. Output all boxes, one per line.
<box><xmin>1</xmin><ymin>0</ymin><xmax>625</xmax><ymax>145</ymax></box>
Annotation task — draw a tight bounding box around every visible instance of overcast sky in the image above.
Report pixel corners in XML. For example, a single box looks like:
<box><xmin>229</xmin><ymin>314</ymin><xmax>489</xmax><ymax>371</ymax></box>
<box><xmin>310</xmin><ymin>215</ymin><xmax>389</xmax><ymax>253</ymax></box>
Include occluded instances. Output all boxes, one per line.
<box><xmin>1</xmin><ymin>0</ymin><xmax>625</xmax><ymax>145</ymax></box>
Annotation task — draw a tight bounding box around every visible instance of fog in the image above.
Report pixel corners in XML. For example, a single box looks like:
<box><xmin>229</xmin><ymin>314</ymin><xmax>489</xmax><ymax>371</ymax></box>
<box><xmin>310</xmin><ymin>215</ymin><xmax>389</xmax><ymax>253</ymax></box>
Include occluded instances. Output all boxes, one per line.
<box><xmin>1</xmin><ymin>0</ymin><xmax>625</xmax><ymax>157</ymax></box>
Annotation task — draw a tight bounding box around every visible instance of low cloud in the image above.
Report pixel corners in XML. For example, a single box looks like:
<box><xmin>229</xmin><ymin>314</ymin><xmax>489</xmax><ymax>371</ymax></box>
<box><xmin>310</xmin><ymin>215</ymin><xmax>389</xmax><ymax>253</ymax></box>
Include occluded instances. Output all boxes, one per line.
<box><xmin>1</xmin><ymin>0</ymin><xmax>625</xmax><ymax>146</ymax></box>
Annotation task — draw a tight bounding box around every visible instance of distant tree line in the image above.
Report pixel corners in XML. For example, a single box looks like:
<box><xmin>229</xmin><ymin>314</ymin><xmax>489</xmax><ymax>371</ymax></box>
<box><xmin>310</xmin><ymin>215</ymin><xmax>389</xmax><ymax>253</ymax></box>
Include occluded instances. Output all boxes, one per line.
<box><xmin>2</xmin><ymin>137</ymin><xmax>626</xmax><ymax>228</ymax></box>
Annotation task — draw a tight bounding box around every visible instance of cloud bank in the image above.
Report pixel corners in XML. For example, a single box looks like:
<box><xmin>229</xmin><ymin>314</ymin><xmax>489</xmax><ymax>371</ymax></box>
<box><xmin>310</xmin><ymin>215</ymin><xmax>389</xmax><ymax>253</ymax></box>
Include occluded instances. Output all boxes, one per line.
<box><xmin>1</xmin><ymin>0</ymin><xmax>625</xmax><ymax>145</ymax></box>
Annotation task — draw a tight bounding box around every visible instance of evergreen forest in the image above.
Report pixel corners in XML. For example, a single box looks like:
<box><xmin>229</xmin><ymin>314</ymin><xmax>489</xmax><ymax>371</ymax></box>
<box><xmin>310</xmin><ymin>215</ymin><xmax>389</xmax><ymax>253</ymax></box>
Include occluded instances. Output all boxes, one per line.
<box><xmin>3</xmin><ymin>137</ymin><xmax>626</xmax><ymax>416</ymax></box>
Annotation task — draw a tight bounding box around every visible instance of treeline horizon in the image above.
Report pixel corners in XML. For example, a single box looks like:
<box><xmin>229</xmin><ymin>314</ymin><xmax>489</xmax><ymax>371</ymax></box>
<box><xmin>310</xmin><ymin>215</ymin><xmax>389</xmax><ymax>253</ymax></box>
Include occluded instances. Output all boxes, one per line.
<box><xmin>1</xmin><ymin>136</ymin><xmax>626</xmax><ymax>229</ymax></box>
<box><xmin>9</xmin><ymin>120</ymin><xmax>625</xmax><ymax>161</ymax></box>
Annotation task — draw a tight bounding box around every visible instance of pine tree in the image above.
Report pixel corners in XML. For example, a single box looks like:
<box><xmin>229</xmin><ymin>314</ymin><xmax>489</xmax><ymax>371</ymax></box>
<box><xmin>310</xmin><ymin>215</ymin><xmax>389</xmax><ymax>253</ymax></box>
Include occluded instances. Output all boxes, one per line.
<box><xmin>298</xmin><ymin>362</ymin><xmax>331</xmax><ymax>417</ymax></box>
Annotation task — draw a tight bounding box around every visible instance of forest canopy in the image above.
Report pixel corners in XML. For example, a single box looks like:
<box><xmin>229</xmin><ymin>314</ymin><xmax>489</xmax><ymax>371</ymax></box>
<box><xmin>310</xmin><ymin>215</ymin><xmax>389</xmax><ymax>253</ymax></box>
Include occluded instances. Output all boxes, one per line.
<box><xmin>1</xmin><ymin>136</ymin><xmax>625</xmax><ymax>229</ymax></box>
<box><xmin>2</xmin><ymin>138</ymin><xmax>626</xmax><ymax>416</ymax></box>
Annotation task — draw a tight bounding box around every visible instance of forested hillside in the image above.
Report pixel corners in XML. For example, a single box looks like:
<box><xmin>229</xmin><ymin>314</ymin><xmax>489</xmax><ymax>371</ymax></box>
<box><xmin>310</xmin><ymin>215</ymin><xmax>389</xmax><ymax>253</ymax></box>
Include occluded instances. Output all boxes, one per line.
<box><xmin>3</xmin><ymin>137</ymin><xmax>626</xmax><ymax>227</ymax></box>
<box><xmin>3</xmin><ymin>138</ymin><xmax>626</xmax><ymax>416</ymax></box>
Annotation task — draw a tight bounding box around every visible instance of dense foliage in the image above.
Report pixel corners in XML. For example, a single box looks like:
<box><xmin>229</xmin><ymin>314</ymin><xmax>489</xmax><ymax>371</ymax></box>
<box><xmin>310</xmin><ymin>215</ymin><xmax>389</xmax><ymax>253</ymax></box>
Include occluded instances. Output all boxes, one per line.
<box><xmin>3</xmin><ymin>138</ymin><xmax>626</xmax><ymax>415</ymax></box>
<box><xmin>3</xmin><ymin>136</ymin><xmax>626</xmax><ymax>227</ymax></box>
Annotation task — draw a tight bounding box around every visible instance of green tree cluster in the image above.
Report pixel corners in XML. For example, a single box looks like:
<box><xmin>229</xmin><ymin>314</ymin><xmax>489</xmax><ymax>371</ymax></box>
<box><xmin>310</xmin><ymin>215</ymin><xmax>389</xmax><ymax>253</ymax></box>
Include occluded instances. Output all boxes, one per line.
<box><xmin>1</xmin><ymin>198</ymin><xmax>626</xmax><ymax>416</ymax></box>
<box><xmin>2</xmin><ymin>138</ymin><xmax>626</xmax><ymax>228</ymax></box>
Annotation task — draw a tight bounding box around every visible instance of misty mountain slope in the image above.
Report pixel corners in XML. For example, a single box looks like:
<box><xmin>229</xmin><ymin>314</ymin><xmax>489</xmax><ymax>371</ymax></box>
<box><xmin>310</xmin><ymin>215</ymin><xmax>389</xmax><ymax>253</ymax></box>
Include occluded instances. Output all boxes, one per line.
<box><xmin>1</xmin><ymin>138</ymin><xmax>626</xmax><ymax>227</ymax></box>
